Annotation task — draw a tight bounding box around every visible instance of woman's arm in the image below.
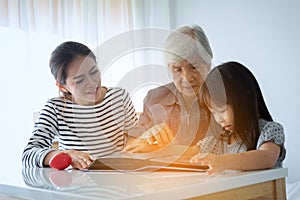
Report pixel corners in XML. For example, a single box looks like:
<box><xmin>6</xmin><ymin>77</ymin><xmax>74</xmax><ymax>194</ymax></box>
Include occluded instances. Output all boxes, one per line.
<box><xmin>22</xmin><ymin>101</ymin><xmax>59</xmax><ymax>168</ymax></box>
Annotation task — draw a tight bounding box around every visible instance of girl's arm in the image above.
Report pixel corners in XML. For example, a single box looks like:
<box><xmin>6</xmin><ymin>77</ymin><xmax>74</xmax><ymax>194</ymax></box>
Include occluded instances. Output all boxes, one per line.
<box><xmin>190</xmin><ymin>141</ymin><xmax>281</xmax><ymax>175</ymax></box>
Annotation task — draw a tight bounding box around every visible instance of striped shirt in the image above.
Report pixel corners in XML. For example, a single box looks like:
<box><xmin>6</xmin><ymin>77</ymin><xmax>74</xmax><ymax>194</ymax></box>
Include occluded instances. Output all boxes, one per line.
<box><xmin>22</xmin><ymin>87</ymin><xmax>138</xmax><ymax>168</ymax></box>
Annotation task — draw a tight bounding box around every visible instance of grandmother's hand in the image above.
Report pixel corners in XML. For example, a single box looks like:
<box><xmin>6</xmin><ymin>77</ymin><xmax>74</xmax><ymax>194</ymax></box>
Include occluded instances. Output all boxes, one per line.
<box><xmin>140</xmin><ymin>123</ymin><xmax>174</xmax><ymax>146</ymax></box>
<box><xmin>123</xmin><ymin>137</ymin><xmax>161</xmax><ymax>153</ymax></box>
<box><xmin>123</xmin><ymin>123</ymin><xmax>174</xmax><ymax>153</ymax></box>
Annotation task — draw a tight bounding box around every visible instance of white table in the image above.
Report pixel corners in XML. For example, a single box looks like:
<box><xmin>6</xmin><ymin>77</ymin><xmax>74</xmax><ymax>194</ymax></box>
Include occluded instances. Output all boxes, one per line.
<box><xmin>0</xmin><ymin>167</ymin><xmax>287</xmax><ymax>200</ymax></box>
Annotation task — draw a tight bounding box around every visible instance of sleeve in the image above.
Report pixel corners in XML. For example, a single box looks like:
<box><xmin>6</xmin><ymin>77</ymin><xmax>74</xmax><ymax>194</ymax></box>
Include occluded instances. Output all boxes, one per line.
<box><xmin>122</xmin><ymin>89</ymin><xmax>138</xmax><ymax>131</ymax></box>
<box><xmin>257</xmin><ymin>121</ymin><xmax>285</xmax><ymax>147</ymax></box>
<box><xmin>22</xmin><ymin>100</ymin><xmax>59</xmax><ymax>168</ymax></box>
<box><xmin>196</xmin><ymin>136</ymin><xmax>220</xmax><ymax>154</ymax></box>
<box><xmin>127</xmin><ymin>91</ymin><xmax>155</xmax><ymax>137</ymax></box>
<box><xmin>257</xmin><ymin>121</ymin><xmax>286</xmax><ymax>162</ymax></box>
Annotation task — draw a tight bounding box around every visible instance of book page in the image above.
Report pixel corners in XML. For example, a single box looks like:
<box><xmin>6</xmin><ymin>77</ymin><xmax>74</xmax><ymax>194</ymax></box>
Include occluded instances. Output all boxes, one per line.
<box><xmin>87</xmin><ymin>145</ymin><xmax>207</xmax><ymax>172</ymax></box>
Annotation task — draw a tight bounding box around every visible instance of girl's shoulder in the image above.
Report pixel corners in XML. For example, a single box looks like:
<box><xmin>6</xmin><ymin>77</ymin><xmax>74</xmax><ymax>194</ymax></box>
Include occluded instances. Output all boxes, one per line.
<box><xmin>258</xmin><ymin>118</ymin><xmax>284</xmax><ymax>145</ymax></box>
<box><xmin>257</xmin><ymin>119</ymin><xmax>286</xmax><ymax>164</ymax></box>
<box><xmin>259</xmin><ymin>119</ymin><xmax>284</xmax><ymax>133</ymax></box>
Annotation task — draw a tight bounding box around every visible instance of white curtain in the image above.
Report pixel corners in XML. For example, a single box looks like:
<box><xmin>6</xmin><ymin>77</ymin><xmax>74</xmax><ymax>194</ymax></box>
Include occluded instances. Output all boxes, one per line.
<box><xmin>0</xmin><ymin>1</ymin><xmax>131</xmax><ymax>167</ymax></box>
<box><xmin>0</xmin><ymin>1</ymin><xmax>173</xmax><ymax>168</ymax></box>
<box><xmin>0</xmin><ymin>0</ymin><xmax>136</xmax><ymax>46</ymax></box>
<box><xmin>0</xmin><ymin>0</ymin><xmax>140</xmax><ymax>113</ymax></box>
<box><xmin>0</xmin><ymin>0</ymin><xmax>174</xmax><ymax>174</ymax></box>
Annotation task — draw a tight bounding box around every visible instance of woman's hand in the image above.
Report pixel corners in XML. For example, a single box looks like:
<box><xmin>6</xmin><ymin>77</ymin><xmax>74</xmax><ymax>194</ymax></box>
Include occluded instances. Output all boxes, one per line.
<box><xmin>62</xmin><ymin>150</ymin><xmax>95</xmax><ymax>170</ymax></box>
<box><xmin>190</xmin><ymin>153</ymin><xmax>225</xmax><ymax>175</ymax></box>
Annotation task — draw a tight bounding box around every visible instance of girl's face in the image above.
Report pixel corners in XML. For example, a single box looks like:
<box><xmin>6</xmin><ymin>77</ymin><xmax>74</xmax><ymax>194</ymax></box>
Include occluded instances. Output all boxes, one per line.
<box><xmin>209</xmin><ymin>104</ymin><xmax>234</xmax><ymax>132</ymax></box>
<box><xmin>63</xmin><ymin>55</ymin><xmax>102</xmax><ymax>105</ymax></box>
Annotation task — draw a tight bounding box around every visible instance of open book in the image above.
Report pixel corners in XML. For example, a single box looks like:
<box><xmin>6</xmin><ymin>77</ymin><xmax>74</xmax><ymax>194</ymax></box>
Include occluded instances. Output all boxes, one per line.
<box><xmin>86</xmin><ymin>146</ymin><xmax>208</xmax><ymax>172</ymax></box>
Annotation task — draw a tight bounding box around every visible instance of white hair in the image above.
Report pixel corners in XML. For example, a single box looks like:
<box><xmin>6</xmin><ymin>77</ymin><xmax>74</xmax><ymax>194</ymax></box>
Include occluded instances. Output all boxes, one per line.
<box><xmin>164</xmin><ymin>25</ymin><xmax>213</xmax><ymax>66</ymax></box>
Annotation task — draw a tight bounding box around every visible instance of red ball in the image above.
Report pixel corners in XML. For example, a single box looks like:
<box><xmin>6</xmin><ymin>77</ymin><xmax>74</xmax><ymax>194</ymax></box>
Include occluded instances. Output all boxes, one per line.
<box><xmin>49</xmin><ymin>152</ymin><xmax>72</xmax><ymax>170</ymax></box>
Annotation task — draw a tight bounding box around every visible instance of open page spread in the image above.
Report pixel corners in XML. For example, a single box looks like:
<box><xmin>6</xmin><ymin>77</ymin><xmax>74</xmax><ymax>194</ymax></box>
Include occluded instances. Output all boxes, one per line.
<box><xmin>86</xmin><ymin>145</ymin><xmax>208</xmax><ymax>172</ymax></box>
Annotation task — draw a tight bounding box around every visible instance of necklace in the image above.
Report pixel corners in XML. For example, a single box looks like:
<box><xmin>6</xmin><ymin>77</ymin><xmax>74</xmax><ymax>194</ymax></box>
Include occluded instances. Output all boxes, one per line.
<box><xmin>219</xmin><ymin>128</ymin><xmax>232</xmax><ymax>143</ymax></box>
<box><xmin>218</xmin><ymin>129</ymin><xmax>233</xmax><ymax>154</ymax></box>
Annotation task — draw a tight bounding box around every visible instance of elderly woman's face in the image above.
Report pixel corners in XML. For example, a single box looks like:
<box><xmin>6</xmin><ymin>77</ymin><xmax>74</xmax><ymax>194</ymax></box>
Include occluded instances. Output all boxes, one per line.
<box><xmin>168</xmin><ymin>59</ymin><xmax>209</xmax><ymax>97</ymax></box>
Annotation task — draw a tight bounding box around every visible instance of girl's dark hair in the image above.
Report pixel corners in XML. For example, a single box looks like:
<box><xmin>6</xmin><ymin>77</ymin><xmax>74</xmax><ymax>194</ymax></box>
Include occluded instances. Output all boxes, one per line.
<box><xmin>199</xmin><ymin>61</ymin><xmax>273</xmax><ymax>150</ymax></box>
<box><xmin>49</xmin><ymin>41</ymin><xmax>96</xmax><ymax>85</ymax></box>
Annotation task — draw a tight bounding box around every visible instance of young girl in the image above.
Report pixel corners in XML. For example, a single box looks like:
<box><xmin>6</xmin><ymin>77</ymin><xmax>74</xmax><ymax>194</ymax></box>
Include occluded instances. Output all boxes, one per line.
<box><xmin>190</xmin><ymin>61</ymin><xmax>286</xmax><ymax>175</ymax></box>
<box><xmin>22</xmin><ymin>41</ymin><xmax>138</xmax><ymax>170</ymax></box>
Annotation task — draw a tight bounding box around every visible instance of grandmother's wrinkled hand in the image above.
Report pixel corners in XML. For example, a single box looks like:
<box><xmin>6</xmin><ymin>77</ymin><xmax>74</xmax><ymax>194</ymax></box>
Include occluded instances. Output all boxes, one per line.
<box><xmin>123</xmin><ymin>137</ymin><xmax>160</xmax><ymax>153</ymax></box>
<box><xmin>123</xmin><ymin>123</ymin><xmax>174</xmax><ymax>153</ymax></box>
<box><xmin>140</xmin><ymin>123</ymin><xmax>174</xmax><ymax>146</ymax></box>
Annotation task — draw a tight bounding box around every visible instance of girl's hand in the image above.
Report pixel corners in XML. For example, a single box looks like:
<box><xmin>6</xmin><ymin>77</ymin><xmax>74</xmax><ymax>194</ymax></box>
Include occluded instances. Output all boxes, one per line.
<box><xmin>62</xmin><ymin>150</ymin><xmax>95</xmax><ymax>170</ymax></box>
<box><xmin>190</xmin><ymin>153</ymin><xmax>225</xmax><ymax>175</ymax></box>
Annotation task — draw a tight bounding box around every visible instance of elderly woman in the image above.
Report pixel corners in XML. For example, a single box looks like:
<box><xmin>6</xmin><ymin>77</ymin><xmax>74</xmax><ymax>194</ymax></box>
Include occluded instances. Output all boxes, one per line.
<box><xmin>124</xmin><ymin>25</ymin><xmax>215</xmax><ymax>152</ymax></box>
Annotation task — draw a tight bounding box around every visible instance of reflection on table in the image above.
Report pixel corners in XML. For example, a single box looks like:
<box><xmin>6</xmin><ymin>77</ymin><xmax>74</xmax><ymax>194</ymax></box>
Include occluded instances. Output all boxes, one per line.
<box><xmin>0</xmin><ymin>167</ymin><xmax>287</xmax><ymax>200</ymax></box>
<box><xmin>22</xmin><ymin>167</ymin><xmax>149</xmax><ymax>199</ymax></box>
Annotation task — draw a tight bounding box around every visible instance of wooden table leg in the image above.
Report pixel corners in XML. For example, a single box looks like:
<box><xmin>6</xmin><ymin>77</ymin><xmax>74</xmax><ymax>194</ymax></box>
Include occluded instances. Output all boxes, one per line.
<box><xmin>188</xmin><ymin>178</ymin><xmax>287</xmax><ymax>200</ymax></box>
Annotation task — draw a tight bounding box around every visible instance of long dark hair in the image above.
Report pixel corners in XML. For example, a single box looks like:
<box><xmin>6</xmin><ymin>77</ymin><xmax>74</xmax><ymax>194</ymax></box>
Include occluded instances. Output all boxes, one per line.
<box><xmin>199</xmin><ymin>61</ymin><xmax>272</xmax><ymax>150</ymax></box>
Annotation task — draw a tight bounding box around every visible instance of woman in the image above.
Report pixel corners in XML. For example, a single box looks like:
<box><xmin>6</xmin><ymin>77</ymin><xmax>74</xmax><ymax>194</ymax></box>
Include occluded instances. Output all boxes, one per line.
<box><xmin>22</xmin><ymin>41</ymin><xmax>138</xmax><ymax>170</ymax></box>
<box><xmin>124</xmin><ymin>25</ymin><xmax>215</xmax><ymax>152</ymax></box>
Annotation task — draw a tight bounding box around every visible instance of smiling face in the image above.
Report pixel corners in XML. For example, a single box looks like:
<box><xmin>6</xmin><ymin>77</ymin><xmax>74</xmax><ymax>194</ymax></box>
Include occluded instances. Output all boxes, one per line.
<box><xmin>168</xmin><ymin>59</ymin><xmax>208</xmax><ymax>97</ymax></box>
<box><xmin>209</xmin><ymin>104</ymin><xmax>234</xmax><ymax>132</ymax></box>
<box><xmin>63</xmin><ymin>55</ymin><xmax>102</xmax><ymax>105</ymax></box>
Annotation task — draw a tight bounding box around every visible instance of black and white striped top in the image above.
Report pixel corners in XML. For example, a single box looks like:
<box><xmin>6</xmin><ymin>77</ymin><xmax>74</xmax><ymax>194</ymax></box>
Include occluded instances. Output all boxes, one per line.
<box><xmin>22</xmin><ymin>87</ymin><xmax>138</xmax><ymax>168</ymax></box>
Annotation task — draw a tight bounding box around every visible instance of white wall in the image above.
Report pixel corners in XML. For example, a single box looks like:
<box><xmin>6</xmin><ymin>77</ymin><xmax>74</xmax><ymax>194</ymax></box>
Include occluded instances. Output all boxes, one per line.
<box><xmin>171</xmin><ymin>0</ymin><xmax>300</xmax><ymax>183</ymax></box>
<box><xmin>0</xmin><ymin>29</ymin><xmax>62</xmax><ymax>175</ymax></box>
